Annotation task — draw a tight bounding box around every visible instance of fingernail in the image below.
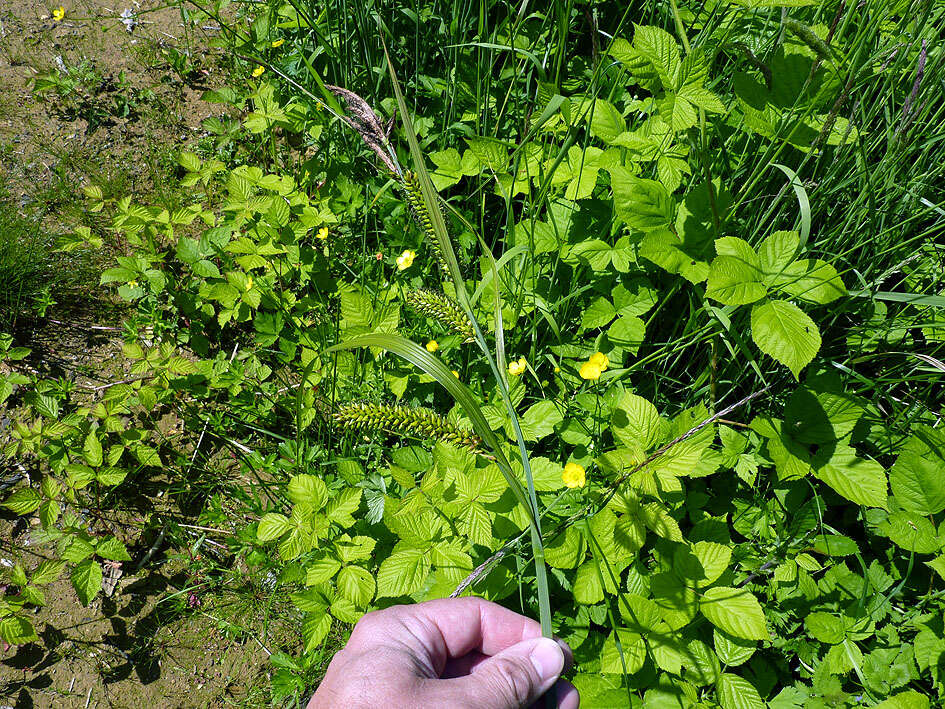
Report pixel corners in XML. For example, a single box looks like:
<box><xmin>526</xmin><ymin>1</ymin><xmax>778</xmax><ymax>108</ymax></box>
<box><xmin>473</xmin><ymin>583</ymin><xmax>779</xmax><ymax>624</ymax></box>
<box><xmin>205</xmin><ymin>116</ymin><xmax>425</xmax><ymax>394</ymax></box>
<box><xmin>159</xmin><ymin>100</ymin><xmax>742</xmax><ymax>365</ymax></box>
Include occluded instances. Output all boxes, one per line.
<box><xmin>529</xmin><ymin>637</ymin><xmax>565</xmax><ymax>681</ymax></box>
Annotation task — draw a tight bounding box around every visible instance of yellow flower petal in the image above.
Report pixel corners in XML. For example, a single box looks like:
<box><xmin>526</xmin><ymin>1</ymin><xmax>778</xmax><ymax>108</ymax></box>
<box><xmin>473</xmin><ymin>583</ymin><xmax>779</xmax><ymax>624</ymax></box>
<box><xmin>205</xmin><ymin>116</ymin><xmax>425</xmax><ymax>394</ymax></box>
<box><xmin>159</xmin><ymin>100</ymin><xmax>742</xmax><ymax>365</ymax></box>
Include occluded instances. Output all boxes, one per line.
<box><xmin>251</xmin><ymin>65</ymin><xmax>265</xmax><ymax>78</ymax></box>
<box><xmin>396</xmin><ymin>249</ymin><xmax>416</xmax><ymax>271</ymax></box>
<box><xmin>590</xmin><ymin>352</ymin><xmax>609</xmax><ymax>371</ymax></box>
<box><xmin>316</xmin><ymin>226</ymin><xmax>329</xmax><ymax>240</ymax></box>
<box><xmin>579</xmin><ymin>361</ymin><xmax>602</xmax><ymax>380</ymax></box>
<box><xmin>271</xmin><ymin>38</ymin><xmax>285</xmax><ymax>47</ymax></box>
<box><xmin>52</xmin><ymin>6</ymin><xmax>65</xmax><ymax>21</ymax></box>
<box><xmin>451</xmin><ymin>370</ymin><xmax>460</xmax><ymax>379</ymax></box>
<box><xmin>425</xmin><ymin>340</ymin><xmax>439</xmax><ymax>353</ymax></box>
<box><xmin>562</xmin><ymin>462</ymin><xmax>586</xmax><ymax>489</ymax></box>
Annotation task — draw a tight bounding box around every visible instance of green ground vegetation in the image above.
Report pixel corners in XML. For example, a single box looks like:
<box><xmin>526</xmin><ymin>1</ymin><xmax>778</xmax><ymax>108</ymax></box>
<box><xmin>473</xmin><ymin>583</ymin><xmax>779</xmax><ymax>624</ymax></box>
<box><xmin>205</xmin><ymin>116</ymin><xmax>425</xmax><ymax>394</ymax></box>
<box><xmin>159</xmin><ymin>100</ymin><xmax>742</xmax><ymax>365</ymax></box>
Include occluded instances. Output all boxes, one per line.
<box><xmin>3</xmin><ymin>0</ymin><xmax>945</xmax><ymax>706</ymax></box>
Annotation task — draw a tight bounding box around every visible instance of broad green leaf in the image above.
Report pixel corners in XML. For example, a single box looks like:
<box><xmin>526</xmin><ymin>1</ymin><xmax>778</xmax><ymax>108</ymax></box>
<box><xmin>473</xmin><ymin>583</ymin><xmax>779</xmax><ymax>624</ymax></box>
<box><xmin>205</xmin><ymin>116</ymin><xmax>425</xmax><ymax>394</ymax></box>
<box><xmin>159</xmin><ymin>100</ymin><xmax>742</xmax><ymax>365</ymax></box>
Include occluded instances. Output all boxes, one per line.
<box><xmin>684</xmin><ymin>638</ymin><xmax>721</xmax><ymax>685</ymax></box>
<box><xmin>633</xmin><ymin>24</ymin><xmax>681</xmax><ymax>88</ymax></box>
<box><xmin>611</xmin><ymin>168</ymin><xmax>674</xmax><ymax>232</ymax></box>
<box><xmin>519</xmin><ymin>400</ymin><xmax>563</xmax><ymax>442</ymax></box>
<box><xmin>84</xmin><ymin>432</ymin><xmax>103</xmax><ymax>467</ymax></box>
<box><xmin>96</xmin><ymin>537</ymin><xmax>132</xmax><ymax>561</ymax></box>
<box><xmin>600</xmin><ymin>628</ymin><xmax>646</xmax><ymax>674</ymax></box>
<box><xmin>30</xmin><ymin>560</ymin><xmax>66</xmax><ymax>586</ymax></box>
<box><xmin>759</xmin><ymin>230</ymin><xmax>799</xmax><ymax>277</ymax></box>
<box><xmin>302</xmin><ymin>611</ymin><xmax>332</xmax><ymax>653</ymax></box>
<box><xmin>700</xmin><ymin>587</ymin><xmax>768</xmax><ymax>640</ymax></box>
<box><xmin>813</xmin><ymin>445</ymin><xmax>888</xmax><ymax>509</ymax></box>
<box><xmin>717</xmin><ymin>673</ymin><xmax>765</xmax><ymax>709</ymax></box>
<box><xmin>2</xmin><ymin>488</ymin><xmax>43</xmax><ymax>516</ymax></box>
<box><xmin>706</xmin><ymin>237</ymin><xmax>766</xmax><ymax>305</ymax></box>
<box><xmin>71</xmin><ymin>559</ymin><xmax>103</xmax><ymax>606</ymax></box>
<box><xmin>573</xmin><ymin>560</ymin><xmax>605</xmax><ymax>605</ymax></box>
<box><xmin>714</xmin><ymin>629</ymin><xmax>756</xmax><ymax>667</ymax></box>
<box><xmin>750</xmin><ymin>299</ymin><xmax>821</xmax><ymax>378</ymax></box>
<box><xmin>258</xmin><ymin>513</ymin><xmax>293</xmax><ymax>541</ymax></box>
<box><xmin>878</xmin><ymin>510</ymin><xmax>940</xmax><ymax>554</ymax></box>
<box><xmin>336</xmin><ymin>565</ymin><xmax>375</xmax><ymax>606</ymax></box>
<box><xmin>890</xmin><ymin>426</ymin><xmax>945</xmax><ymax>515</ymax></box>
<box><xmin>675</xmin><ymin>541</ymin><xmax>731</xmax><ymax>587</ymax></box>
<box><xmin>612</xmin><ymin>391</ymin><xmax>662</xmax><ymax>454</ymax></box>
<box><xmin>769</xmin><ymin>259</ymin><xmax>846</xmax><ymax>304</ymax></box>
<box><xmin>0</xmin><ymin>616</ymin><xmax>38</xmax><ymax>644</ymax></box>
<box><xmin>288</xmin><ymin>474</ymin><xmax>329</xmax><ymax>509</ymax></box>
<box><xmin>580</xmin><ymin>297</ymin><xmax>617</xmax><ymax>331</ymax></box>
<box><xmin>588</xmin><ymin>99</ymin><xmax>626</xmax><ymax>143</ymax></box>
<box><xmin>873</xmin><ymin>691</ymin><xmax>930</xmax><ymax>709</ymax></box>
<box><xmin>805</xmin><ymin>611</ymin><xmax>845</xmax><ymax>644</ymax></box>
<box><xmin>376</xmin><ymin>546</ymin><xmax>431</xmax><ymax>597</ymax></box>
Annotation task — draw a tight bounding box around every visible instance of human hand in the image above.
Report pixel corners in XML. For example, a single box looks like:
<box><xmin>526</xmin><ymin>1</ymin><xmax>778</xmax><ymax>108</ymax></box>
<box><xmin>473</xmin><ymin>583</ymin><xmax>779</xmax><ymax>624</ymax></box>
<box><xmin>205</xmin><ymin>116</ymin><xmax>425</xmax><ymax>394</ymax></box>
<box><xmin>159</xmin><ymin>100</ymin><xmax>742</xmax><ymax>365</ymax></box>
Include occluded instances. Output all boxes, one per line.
<box><xmin>308</xmin><ymin>596</ymin><xmax>579</xmax><ymax>708</ymax></box>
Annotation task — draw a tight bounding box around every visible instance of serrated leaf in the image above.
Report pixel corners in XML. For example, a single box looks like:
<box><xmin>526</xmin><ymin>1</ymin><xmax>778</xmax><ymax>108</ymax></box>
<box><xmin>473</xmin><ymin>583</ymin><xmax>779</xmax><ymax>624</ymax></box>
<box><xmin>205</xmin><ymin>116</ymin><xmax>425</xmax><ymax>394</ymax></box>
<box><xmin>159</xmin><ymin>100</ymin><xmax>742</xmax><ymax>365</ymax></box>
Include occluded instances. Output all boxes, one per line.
<box><xmin>0</xmin><ymin>616</ymin><xmax>38</xmax><ymax>644</ymax></box>
<box><xmin>2</xmin><ymin>488</ymin><xmax>43</xmax><ymax>516</ymax></box>
<box><xmin>376</xmin><ymin>546</ymin><xmax>431</xmax><ymax>598</ymax></box>
<box><xmin>600</xmin><ymin>628</ymin><xmax>646</xmax><ymax>674</ymax></box>
<box><xmin>96</xmin><ymin>537</ymin><xmax>131</xmax><ymax>561</ymax></box>
<box><xmin>750</xmin><ymin>299</ymin><xmax>820</xmax><ymax>378</ymax></box>
<box><xmin>337</xmin><ymin>565</ymin><xmax>375</xmax><ymax>606</ymax></box>
<box><xmin>257</xmin><ymin>513</ymin><xmax>293</xmax><ymax>541</ymax></box>
<box><xmin>288</xmin><ymin>474</ymin><xmax>329</xmax><ymax>509</ymax></box>
<box><xmin>611</xmin><ymin>169</ymin><xmax>674</xmax><ymax>232</ymax></box>
<box><xmin>813</xmin><ymin>445</ymin><xmax>888</xmax><ymax>509</ymax></box>
<box><xmin>71</xmin><ymin>559</ymin><xmax>102</xmax><ymax>606</ymax></box>
<box><xmin>890</xmin><ymin>426</ymin><xmax>945</xmax><ymax>515</ymax></box>
<box><xmin>700</xmin><ymin>587</ymin><xmax>768</xmax><ymax>640</ymax></box>
<box><xmin>717</xmin><ymin>673</ymin><xmax>765</xmax><ymax>709</ymax></box>
<box><xmin>612</xmin><ymin>391</ymin><xmax>662</xmax><ymax>454</ymax></box>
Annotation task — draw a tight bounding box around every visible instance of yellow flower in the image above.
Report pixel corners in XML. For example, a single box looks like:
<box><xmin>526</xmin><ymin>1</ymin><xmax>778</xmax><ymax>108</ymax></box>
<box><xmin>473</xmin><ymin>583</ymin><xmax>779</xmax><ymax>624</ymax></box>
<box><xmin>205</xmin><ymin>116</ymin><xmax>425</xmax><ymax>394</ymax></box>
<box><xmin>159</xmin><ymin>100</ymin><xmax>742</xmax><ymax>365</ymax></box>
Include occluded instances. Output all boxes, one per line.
<box><xmin>554</xmin><ymin>366</ymin><xmax>561</xmax><ymax>373</ymax></box>
<box><xmin>425</xmin><ymin>340</ymin><xmax>439</xmax><ymax>353</ymax></box>
<box><xmin>589</xmin><ymin>352</ymin><xmax>609</xmax><ymax>371</ymax></box>
<box><xmin>396</xmin><ymin>249</ymin><xmax>416</xmax><ymax>271</ymax></box>
<box><xmin>52</xmin><ymin>6</ymin><xmax>65</xmax><ymax>21</ymax></box>
<box><xmin>508</xmin><ymin>356</ymin><xmax>527</xmax><ymax>376</ymax></box>
<box><xmin>270</xmin><ymin>38</ymin><xmax>285</xmax><ymax>47</ymax></box>
<box><xmin>251</xmin><ymin>65</ymin><xmax>265</xmax><ymax>78</ymax></box>
<box><xmin>128</xmin><ymin>280</ymin><xmax>138</xmax><ymax>288</ymax></box>
<box><xmin>562</xmin><ymin>462</ymin><xmax>586</xmax><ymax>489</ymax></box>
<box><xmin>316</xmin><ymin>226</ymin><xmax>329</xmax><ymax>240</ymax></box>
<box><xmin>451</xmin><ymin>370</ymin><xmax>460</xmax><ymax>379</ymax></box>
<box><xmin>246</xmin><ymin>276</ymin><xmax>254</xmax><ymax>290</ymax></box>
<box><xmin>579</xmin><ymin>360</ymin><xmax>602</xmax><ymax>380</ymax></box>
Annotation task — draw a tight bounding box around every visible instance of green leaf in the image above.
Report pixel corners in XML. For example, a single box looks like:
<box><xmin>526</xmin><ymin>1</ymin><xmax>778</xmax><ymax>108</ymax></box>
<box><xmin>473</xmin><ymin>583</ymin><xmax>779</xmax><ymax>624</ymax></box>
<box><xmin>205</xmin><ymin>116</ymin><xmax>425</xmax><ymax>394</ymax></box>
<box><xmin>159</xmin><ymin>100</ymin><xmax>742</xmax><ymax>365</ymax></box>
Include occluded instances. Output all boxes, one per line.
<box><xmin>288</xmin><ymin>474</ymin><xmax>329</xmax><ymax>509</ymax></box>
<box><xmin>611</xmin><ymin>168</ymin><xmax>674</xmax><ymax>232</ymax></box>
<box><xmin>878</xmin><ymin>510</ymin><xmax>941</xmax><ymax>554</ymax></box>
<box><xmin>600</xmin><ymin>628</ymin><xmax>646</xmax><ymax>674</ymax></box>
<box><xmin>519</xmin><ymin>400</ymin><xmax>563</xmax><ymax>442</ymax></box>
<box><xmin>611</xmin><ymin>391</ymin><xmax>662</xmax><ymax>454</ymax></box>
<box><xmin>0</xmin><ymin>616</ymin><xmax>38</xmax><ymax>644</ymax></box>
<box><xmin>769</xmin><ymin>259</ymin><xmax>846</xmax><ymax>304</ymax></box>
<box><xmin>257</xmin><ymin>513</ymin><xmax>293</xmax><ymax>542</ymax></box>
<box><xmin>588</xmin><ymin>99</ymin><xmax>626</xmax><ymax>143</ymax></box>
<box><xmin>71</xmin><ymin>559</ymin><xmax>103</xmax><ymax>606</ymax></box>
<box><xmin>336</xmin><ymin>565</ymin><xmax>375</xmax><ymax>606</ymax></box>
<box><xmin>706</xmin><ymin>237</ymin><xmax>766</xmax><ymax>305</ymax></box>
<box><xmin>890</xmin><ymin>426</ymin><xmax>945</xmax><ymax>515</ymax></box>
<box><xmin>759</xmin><ymin>230</ymin><xmax>799</xmax><ymax>277</ymax></box>
<box><xmin>750</xmin><ymin>299</ymin><xmax>821</xmax><ymax>378</ymax></box>
<box><xmin>813</xmin><ymin>445</ymin><xmax>888</xmax><ymax>509</ymax></box>
<box><xmin>632</xmin><ymin>24</ymin><xmax>680</xmax><ymax>88</ymax></box>
<box><xmin>700</xmin><ymin>587</ymin><xmax>768</xmax><ymax>640</ymax></box>
<box><xmin>376</xmin><ymin>546</ymin><xmax>431</xmax><ymax>598</ymax></box>
<box><xmin>83</xmin><ymin>432</ymin><xmax>103</xmax><ymax>467</ymax></box>
<box><xmin>717</xmin><ymin>673</ymin><xmax>765</xmax><ymax>709</ymax></box>
<box><xmin>674</xmin><ymin>541</ymin><xmax>731</xmax><ymax>587</ymax></box>
<box><xmin>30</xmin><ymin>560</ymin><xmax>66</xmax><ymax>586</ymax></box>
<box><xmin>96</xmin><ymin>537</ymin><xmax>131</xmax><ymax>561</ymax></box>
<box><xmin>2</xmin><ymin>488</ymin><xmax>43</xmax><ymax>515</ymax></box>
<box><xmin>805</xmin><ymin>611</ymin><xmax>845</xmax><ymax>644</ymax></box>
<box><xmin>714</xmin><ymin>629</ymin><xmax>756</xmax><ymax>667</ymax></box>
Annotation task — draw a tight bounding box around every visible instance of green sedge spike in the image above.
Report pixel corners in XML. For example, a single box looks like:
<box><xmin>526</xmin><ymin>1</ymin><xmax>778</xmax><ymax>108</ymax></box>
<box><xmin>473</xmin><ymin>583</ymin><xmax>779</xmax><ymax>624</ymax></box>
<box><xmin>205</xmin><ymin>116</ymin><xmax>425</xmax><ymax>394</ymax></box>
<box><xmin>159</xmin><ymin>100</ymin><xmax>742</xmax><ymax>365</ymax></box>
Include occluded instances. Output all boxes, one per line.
<box><xmin>333</xmin><ymin>402</ymin><xmax>481</xmax><ymax>450</ymax></box>
<box><xmin>783</xmin><ymin>18</ymin><xmax>833</xmax><ymax>63</ymax></box>
<box><xmin>404</xmin><ymin>289</ymin><xmax>476</xmax><ymax>343</ymax></box>
<box><xmin>400</xmin><ymin>170</ymin><xmax>454</xmax><ymax>282</ymax></box>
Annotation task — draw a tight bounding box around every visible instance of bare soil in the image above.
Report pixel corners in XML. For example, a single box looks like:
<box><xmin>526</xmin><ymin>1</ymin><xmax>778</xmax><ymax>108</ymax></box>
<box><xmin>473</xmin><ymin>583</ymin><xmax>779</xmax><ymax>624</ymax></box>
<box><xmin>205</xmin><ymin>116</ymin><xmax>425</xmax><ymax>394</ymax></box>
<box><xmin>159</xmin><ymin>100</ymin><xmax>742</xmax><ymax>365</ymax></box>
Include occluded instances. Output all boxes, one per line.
<box><xmin>0</xmin><ymin>1</ymin><xmax>283</xmax><ymax>706</ymax></box>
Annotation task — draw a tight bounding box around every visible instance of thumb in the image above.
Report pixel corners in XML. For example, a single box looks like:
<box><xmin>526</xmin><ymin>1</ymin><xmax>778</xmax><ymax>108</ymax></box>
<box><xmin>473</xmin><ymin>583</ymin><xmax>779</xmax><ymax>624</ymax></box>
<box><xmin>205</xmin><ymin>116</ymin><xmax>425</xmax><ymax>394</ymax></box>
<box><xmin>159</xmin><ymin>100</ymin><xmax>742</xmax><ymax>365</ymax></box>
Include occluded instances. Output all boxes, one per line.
<box><xmin>440</xmin><ymin>636</ymin><xmax>565</xmax><ymax>709</ymax></box>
